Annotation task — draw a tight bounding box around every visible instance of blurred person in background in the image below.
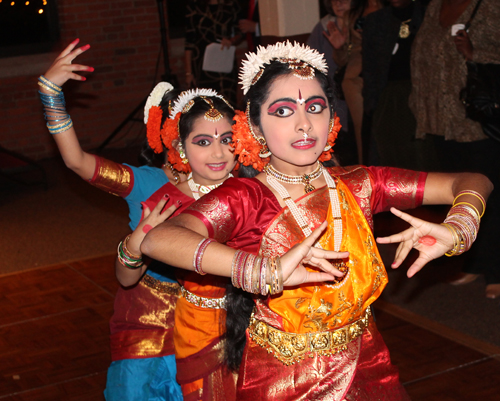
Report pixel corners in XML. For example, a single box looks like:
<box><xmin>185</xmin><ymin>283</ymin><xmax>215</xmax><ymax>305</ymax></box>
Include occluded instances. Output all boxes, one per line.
<box><xmin>362</xmin><ymin>0</ymin><xmax>438</xmax><ymax>170</ymax></box>
<box><xmin>410</xmin><ymin>0</ymin><xmax>500</xmax><ymax>299</ymax></box>
<box><xmin>324</xmin><ymin>0</ymin><xmax>383</xmax><ymax>164</ymax></box>
<box><xmin>308</xmin><ymin>0</ymin><xmax>353</xmax><ymax>165</ymax></box>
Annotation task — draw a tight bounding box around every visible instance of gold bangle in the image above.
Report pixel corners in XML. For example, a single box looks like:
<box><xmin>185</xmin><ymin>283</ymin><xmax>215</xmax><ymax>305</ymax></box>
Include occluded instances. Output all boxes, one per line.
<box><xmin>453</xmin><ymin>192</ymin><xmax>486</xmax><ymax>218</ymax></box>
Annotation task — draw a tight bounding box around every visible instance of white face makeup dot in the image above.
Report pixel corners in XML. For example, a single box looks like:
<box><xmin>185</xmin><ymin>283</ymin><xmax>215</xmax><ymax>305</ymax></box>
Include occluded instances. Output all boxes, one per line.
<box><xmin>297</xmin><ymin>89</ymin><xmax>305</xmax><ymax>105</ymax></box>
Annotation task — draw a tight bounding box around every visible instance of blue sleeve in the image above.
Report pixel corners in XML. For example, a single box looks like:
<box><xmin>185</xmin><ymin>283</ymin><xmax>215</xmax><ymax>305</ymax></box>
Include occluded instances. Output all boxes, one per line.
<box><xmin>123</xmin><ymin>164</ymin><xmax>169</xmax><ymax>230</ymax></box>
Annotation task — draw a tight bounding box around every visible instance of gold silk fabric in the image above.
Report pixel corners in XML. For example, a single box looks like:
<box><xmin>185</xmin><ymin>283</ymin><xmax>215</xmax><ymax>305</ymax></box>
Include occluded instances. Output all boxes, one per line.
<box><xmin>255</xmin><ymin>178</ymin><xmax>387</xmax><ymax>336</ymax></box>
<box><xmin>89</xmin><ymin>155</ymin><xmax>133</xmax><ymax>197</ymax></box>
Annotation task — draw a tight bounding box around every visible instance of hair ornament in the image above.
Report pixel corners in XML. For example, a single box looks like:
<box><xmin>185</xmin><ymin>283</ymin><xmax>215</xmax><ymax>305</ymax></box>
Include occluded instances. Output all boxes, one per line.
<box><xmin>201</xmin><ymin>97</ymin><xmax>224</xmax><ymax>122</ymax></box>
<box><xmin>146</xmin><ymin>105</ymin><xmax>164</xmax><ymax>154</ymax></box>
<box><xmin>144</xmin><ymin>81</ymin><xmax>174</xmax><ymax>124</ymax></box>
<box><xmin>239</xmin><ymin>41</ymin><xmax>328</xmax><ymax>95</ymax></box>
<box><xmin>182</xmin><ymin>99</ymin><xmax>196</xmax><ymax>114</ymax></box>
<box><xmin>170</xmin><ymin>88</ymin><xmax>225</xmax><ymax>119</ymax></box>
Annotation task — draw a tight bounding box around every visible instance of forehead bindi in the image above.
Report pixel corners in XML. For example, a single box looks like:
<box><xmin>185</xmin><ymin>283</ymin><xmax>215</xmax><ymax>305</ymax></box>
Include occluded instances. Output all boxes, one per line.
<box><xmin>265</xmin><ymin>75</ymin><xmax>325</xmax><ymax>105</ymax></box>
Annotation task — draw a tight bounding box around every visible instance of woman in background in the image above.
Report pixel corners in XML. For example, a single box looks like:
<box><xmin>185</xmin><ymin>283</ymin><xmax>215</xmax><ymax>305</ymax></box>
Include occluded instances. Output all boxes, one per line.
<box><xmin>324</xmin><ymin>0</ymin><xmax>383</xmax><ymax>164</ymax></box>
<box><xmin>410</xmin><ymin>0</ymin><xmax>500</xmax><ymax>298</ymax></box>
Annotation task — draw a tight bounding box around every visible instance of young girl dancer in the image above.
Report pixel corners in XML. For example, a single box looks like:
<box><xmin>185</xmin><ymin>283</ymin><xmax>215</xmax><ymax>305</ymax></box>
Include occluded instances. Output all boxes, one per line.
<box><xmin>140</xmin><ymin>41</ymin><xmax>492</xmax><ymax>400</ymax></box>
<box><xmin>115</xmin><ymin>87</ymin><xmax>239</xmax><ymax>400</ymax></box>
<box><xmin>38</xmin><ymin>39</ymin><xmax>236</xmax><ymax>400</ymax></box>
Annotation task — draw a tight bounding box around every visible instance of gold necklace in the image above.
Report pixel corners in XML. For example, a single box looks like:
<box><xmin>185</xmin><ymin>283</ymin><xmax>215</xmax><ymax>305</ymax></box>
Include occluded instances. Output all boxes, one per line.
<box><xmin>399</xmin><ymin>19</ymin><xmax>412</xmax><ymax>39</ymax></box>
<box><xmin>264</xmin><ymin>162</ymin><xmax>323</xmax><ymax>194</ymax></box>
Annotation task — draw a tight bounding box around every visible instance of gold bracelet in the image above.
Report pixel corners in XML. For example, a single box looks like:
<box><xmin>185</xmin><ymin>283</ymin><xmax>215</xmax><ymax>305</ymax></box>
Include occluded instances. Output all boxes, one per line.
<box><xmin>453</xmin><ymin>191</ymin><xmax>486</xmax><ymax>218</ymax></box>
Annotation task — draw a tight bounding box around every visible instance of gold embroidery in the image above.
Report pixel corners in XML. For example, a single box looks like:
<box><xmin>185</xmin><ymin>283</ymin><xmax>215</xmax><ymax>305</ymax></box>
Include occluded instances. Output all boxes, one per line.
<box><xmin>304</xmin><ymin>299</ymin><xmax>333</xmax><ymax>331</ymax></box>
<box><xmin>186</xmin><ymin>194</ymin><xmax>234</xmax><ymax>243</ymax></box>
<box><xmin>90</xmin><ymin>156</ymin><xmax>132</xmax><ymax>197</ymax></box>
<box><xmin>248</xmin><ymin>309</ymin><xmax>371</xmax><ymax>365</ymax></box>
<box><xmin>142</xmin><ymin>274</ymin><xmax>181</xmax><ymax>295</ymax></box>
<box><xmin>385</xmin><ymin>168</ymin><xmax>420</xmax><ymax>210</ymax></box>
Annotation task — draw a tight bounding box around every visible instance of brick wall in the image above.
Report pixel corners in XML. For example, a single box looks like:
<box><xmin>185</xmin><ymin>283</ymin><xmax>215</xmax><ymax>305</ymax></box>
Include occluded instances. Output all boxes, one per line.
<box><xmin>0</xmin><ymin>0</ymin><xmax>186</xmax><ymax>161</ymax></box>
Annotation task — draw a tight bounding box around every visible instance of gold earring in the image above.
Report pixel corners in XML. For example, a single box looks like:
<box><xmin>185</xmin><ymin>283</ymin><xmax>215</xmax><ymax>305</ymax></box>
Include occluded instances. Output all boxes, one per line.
<box><xmin>178</xmin><ymin>141</ymin><xmax>189</xmax><ymax>164</ymax></box>
<box><xmin>323</xmin><ymin>118</ymin><xmax>335</xmax><ymax>151</ymax></box>
<box><xmin>246</xmin><ymin>101</ymin><xmax>272</xmax><ymax>158</ymax></box>
<box><xmin>257</xmin><ymin>137</ymin><xmax>272</xmax><ymax>158</ymax></box>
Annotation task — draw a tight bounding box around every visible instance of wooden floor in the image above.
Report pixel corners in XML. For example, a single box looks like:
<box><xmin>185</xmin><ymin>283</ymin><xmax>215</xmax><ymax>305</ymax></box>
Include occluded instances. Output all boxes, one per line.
<box><xmin>1</xmin><ymin>255</ymin><xmax>499</xmax><ymax>401</ymax></box>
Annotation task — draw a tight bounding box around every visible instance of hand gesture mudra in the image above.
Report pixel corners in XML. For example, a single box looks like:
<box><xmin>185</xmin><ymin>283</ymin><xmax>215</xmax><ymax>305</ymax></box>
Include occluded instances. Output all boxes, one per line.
<box><xmin>376</xmin><ymin>208</ymin><xmax>454</xmax><ymax>278</ymax></box>
<box><xmin>44</xmin><ymin>39</ymin><xmax>93</xmax><ymax>88</ymax></box>
<box><xmin>126</xmin><ymin>195</ymin><xmax>181</xmax><ymax>256</ymax></box>
<box><xmin>280</xmin><ymin>221</ymin><xmax>350</xmax><ymax>287</ymax></box>
<box><xmin>323</xmin><ymin>20</ymin><xmax>348</xmax><ymax>50</ymax></box>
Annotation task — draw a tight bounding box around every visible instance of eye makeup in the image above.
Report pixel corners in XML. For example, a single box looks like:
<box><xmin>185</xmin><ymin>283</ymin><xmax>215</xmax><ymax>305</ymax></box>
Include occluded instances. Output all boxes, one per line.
<box><xmin>267</xmin><ymin>99</ymin><xmax>297</xmax><ymax>114</ymax></box>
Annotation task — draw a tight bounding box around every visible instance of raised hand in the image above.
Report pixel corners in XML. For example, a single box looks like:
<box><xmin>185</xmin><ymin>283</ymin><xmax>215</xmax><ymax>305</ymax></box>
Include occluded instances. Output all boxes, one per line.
<box><xmin>376</xmin><ymin>208</ymin><xmax>454</xmax><ymax>278</ymax></box>
<box><xmin>323</xmin><ymin>20</ymin><xmax>348</xmax><ymax>50</ymax></box>
<box><xmin>280</xmin><ymin>221</ymin><xmax>350</xmax><ymax>287</ymax></box>
<box><xmin>126</xmin><ymin>194</ymin><xmax>181</xmax><ymax>256</ymax></box>
<box><xmin>44</xmin><ymin>39</ymin><xmax>94</xmax><ymax>88</ymax></box>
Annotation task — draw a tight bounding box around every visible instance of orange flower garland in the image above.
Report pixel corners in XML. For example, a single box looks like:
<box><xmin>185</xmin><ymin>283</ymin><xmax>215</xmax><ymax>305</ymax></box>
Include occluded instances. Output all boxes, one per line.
<box><xmin>231</xmin><ymin>110</ymin><xmax>269</xmax><ymax>171</ymax></box>
<box><xmin>161</xmin><ymin>112</ymin><xmax>192</xmax><ymax>174</ymax></box>
<box><xmin>146</xmin><ymin>106</ymin><xmax>164</xmax><ymax>154</ymax></box>
<box><xmin>319</xmin><ymin>114</ymin><xmax>342</xmax><ymax>162</ymax></box>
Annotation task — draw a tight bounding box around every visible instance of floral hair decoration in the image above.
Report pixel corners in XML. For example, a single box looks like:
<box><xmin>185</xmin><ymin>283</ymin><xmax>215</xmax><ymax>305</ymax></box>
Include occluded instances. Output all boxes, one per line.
<box><xmin>147</xmin><ymin>87</ymin><xmax>233</xmax><ymax>174</ymax></box>
<box><xmin>232</xmin><ymin>41</ymin><xmax>340</xmax><ymax>169</ymax></box>
<box><xmin>239</xmin><ymin>41</ymin><xmax>328</xmax><ymax>95</ymax></box>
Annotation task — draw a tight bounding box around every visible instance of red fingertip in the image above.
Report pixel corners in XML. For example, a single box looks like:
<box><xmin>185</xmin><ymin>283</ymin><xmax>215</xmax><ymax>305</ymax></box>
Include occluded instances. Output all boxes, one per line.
<box><xmin>72</xmin><ymin>38</ymin><xmax>80</xmax><ymax>45</ymax></box>
<box><xmin>176</xmin><ymin>200</ymin><xmax>182</xmax><ymax>206</ymax></box>
<box><xmin>81</xmin><ymin>76</ymin><xmax>87</xmax><ymax>81</ymax></box>
<box><xmin>81</xmin><ymin>44</ymin><xmax>91</xmax><ymax>51</ymax></box>
<box><xmin>87</xmin><ymin>67</ymin><xmax>95</xmax><ymax>72</ymax></box>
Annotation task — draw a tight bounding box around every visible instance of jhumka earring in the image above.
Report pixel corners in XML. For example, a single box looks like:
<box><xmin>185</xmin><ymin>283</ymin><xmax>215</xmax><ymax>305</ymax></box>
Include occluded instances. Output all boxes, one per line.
<box><xmin>323</xmin><ymin>118</ymin><xmax>335</xmax><ymax>152</ymax></box>
<box><xmin>178</xmin><ymin>141</ymin><xmax>189</xmax><ymax>164</ymax></box>
<box><xmin>246</xmin><ymin>102</ymin><xmax>271</xmax><ymax>158</ymax></box>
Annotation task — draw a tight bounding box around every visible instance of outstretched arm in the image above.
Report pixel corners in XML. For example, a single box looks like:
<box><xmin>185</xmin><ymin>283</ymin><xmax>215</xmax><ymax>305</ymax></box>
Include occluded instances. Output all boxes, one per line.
<box><xmin>141</xmin><ymin>217</ymin><xmax>350</xmax><ymax>289</ymax></box>
<box><xmin>377</xmin><ymin>172</ymin><xmax>493</xmax><ymax>277</ymax></box>
<box><xmin>40</xmin><ymin>39</ymin><xmax>96</xmax><ymax>180</ymax></box>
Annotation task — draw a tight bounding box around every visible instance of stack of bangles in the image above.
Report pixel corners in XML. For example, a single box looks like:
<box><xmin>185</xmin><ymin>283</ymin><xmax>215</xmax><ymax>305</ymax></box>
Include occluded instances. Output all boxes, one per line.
<box><xmin>117</xmin><ymin>234</ymin><xmax>144</xmax><ymax>269</ymax></box>
<box><xmin>441</xmin><ymin>190</ymin><xmax>486</xmax><ymax>257</ymax></box>
<box><xmin>231</xmin><ymin>249</ymin><xmax>283</xmax><ymax>296</ymax></box>
<box><xmin>38</xmin><ymin>75</ymin><xmax>73</xmax><ymax>134</ymax></box>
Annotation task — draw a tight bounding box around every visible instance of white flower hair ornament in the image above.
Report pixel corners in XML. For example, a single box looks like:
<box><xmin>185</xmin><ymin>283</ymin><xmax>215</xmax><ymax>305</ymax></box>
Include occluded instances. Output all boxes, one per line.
<box><xmin>170</xmin><ymin>88</ymin><xmax>227</xmax><ymax>119</ymax></box>
<box><xmin>144</xmin><ymin>81</ymin><xmax>174</xmax><ymax>124</ymax></box>
<box><xmin>239</xmin><ymin>41</ymin><xmax>329</xmax><ymax>95</ymax></box>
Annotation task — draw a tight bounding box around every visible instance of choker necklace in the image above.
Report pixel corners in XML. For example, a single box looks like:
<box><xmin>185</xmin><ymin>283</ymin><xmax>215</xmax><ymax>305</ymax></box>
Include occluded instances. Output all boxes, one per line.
<box><xmin>264</xmin><ymin>162</ymin><xmax>322</xmax><ymax>194</ymax></box>
<box><xmin>187</xmin><ymin>172</ymin><xmax>233</xmax><ymax>200</ymax></box>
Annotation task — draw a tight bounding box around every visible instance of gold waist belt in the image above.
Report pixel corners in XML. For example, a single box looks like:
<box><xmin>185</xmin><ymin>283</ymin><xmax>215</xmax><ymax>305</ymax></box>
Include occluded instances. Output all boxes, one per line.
<box><xmin>249</xmin><ymin>308</ymin><xmax>371</xmax><ymax>365</ymax></box>
<box><xmin>142</xmin><ymin>274</ymin><xmax>181</xmax><ymax>296</ymax></box>
<box><xmin>180</xmin><ymin>286</ymin><xmax>227</xmax><ymax>310</ymax></box>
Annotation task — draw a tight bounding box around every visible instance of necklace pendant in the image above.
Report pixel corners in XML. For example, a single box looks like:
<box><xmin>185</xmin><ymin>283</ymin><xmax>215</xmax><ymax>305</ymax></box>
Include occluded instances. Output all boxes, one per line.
<box><xmin>303</xmin><ymin>182</ymin><xmax>315</xmax><ymax>193</ymax></box>
<box><xmin>399</xmin><ymin>22</ymin><xmax>410</xmax><ymax>39</ymax></box>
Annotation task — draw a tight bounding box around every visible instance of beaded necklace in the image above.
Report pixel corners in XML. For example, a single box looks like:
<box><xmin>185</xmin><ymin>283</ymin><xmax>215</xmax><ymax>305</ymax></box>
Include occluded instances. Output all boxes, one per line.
<box><xmin>187</xmin><ymin>172</ymin><xmax>232</xmax><ymax>200</ymax></box>
<box><xmin>264</xmin><ymin>162</ymin><xmax>323</xmax><ymax>194</ymax></box>
<box><xmin>265</xmin><ymin>165</ymin><xmax>343</xmax><ymax>251</ymax></box>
